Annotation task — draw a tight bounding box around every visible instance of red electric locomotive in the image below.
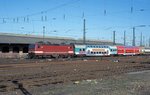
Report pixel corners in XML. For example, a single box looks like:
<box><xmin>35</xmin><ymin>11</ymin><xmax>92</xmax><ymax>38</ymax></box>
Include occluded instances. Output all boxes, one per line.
<box><xmin>28</xmin><ymin>43</ymin><xmax>74</xmax><ymax>58</ymax></box>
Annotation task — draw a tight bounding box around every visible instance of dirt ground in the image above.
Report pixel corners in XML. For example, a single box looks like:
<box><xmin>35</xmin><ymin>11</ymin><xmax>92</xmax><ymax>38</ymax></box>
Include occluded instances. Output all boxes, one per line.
<box><xmin>0</xmin><ymin>56</ymin><xmax>150</xmax><ymax>95</ymax></box>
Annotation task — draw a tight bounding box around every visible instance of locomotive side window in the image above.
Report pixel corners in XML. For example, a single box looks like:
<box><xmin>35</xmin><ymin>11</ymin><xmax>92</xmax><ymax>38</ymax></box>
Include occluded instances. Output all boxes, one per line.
<box><xmin>68</xmin><ymin>46</ymin><xmax>72</xmax><ymax>49</ymax></box>
<box><xmin>37</xmin><ymin>45</ymin><xmax>40</xmax><ymax>48</ymax></box>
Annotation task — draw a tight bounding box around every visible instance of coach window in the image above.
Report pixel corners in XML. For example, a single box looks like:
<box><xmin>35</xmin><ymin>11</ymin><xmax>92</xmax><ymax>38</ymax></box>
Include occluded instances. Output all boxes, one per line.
<box><xmin>13</xmin><ymin>47</ymin><xmax>19</xmax><ymax>53</ymax></box>
<box><xmin>2</xmin><ymin>46</ymin><xmax>9</xmax><ymax>53</ymax></box>
<box><xmin>23</xmin><ymin>47</ymin><xmax>28</xmax><ymax>53</ymax></box>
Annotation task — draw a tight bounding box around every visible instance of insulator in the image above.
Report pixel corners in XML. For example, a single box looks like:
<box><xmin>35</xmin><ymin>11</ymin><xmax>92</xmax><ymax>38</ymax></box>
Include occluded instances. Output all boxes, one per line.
<box><xmin>45</xmin><ymin>16</ymin><xmax>47</xmax><ymax>21</ymax></box>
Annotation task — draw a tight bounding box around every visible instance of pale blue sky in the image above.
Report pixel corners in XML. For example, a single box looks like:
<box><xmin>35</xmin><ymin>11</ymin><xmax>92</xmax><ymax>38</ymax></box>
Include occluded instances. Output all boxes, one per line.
<box><xmin>0</xmin><ymin>0</ymin><xmax>150</xmax><ymax>46</ymax></box>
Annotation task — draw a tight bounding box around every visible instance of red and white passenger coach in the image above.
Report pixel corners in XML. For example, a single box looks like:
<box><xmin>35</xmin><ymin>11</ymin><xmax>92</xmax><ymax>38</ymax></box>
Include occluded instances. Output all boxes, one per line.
<box><xmin>117</xmin><ymin>46</ymin><xmax>140</xmax><ymax>55</ymax></box>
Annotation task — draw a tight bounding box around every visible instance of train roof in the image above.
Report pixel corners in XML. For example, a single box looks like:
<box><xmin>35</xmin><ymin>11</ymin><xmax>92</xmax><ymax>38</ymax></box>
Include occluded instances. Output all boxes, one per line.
<box><xmin>117</xmin><ymin>46</ymin><xmax>140</xmax><ymax>48</ymax></box>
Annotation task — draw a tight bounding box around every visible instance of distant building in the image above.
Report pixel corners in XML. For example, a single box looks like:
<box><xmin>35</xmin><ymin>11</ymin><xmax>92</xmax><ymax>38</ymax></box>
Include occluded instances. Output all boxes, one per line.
<box><xmin>0</xmin><ymin>33</ymin><xmax>116</xmax><ymax>58</ymax></box>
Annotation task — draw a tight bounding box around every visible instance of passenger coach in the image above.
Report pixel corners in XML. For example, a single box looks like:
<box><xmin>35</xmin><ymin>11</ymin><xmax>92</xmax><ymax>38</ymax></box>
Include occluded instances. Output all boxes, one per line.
<box><xmin>117</xmin><ymin>46</ymin><xmax>140</xmax><ymax>55</ymax></box>
<box><xmin>85</xmin><ymin>45</ymin><xmax>110</xmax><ymax>56</ymax></box>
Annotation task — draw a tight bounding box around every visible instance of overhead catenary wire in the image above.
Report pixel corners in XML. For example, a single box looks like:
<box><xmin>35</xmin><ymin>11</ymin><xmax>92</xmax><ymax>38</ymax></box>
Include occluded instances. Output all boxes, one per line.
<box><xmin>0</xmin><ymin>0</ymin><xmax>81</xmax><ymax>20</ymax></box>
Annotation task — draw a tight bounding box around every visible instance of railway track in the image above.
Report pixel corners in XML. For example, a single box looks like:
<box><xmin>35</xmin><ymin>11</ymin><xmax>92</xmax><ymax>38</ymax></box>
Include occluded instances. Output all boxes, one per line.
<box><xmin>0</xmin><ymin>55</ymin><xmax>147</xmax><ymax>64</ymax></box>
<box><xmin>0</xmin><ymin>55</ymin><xmax>150</xmax><ymax>93</ymax></box>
